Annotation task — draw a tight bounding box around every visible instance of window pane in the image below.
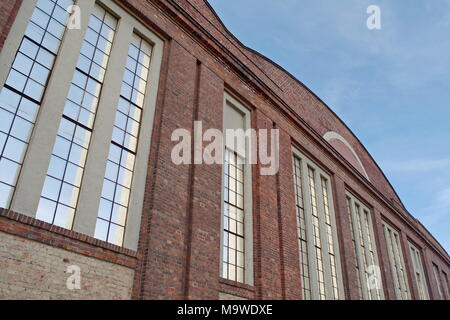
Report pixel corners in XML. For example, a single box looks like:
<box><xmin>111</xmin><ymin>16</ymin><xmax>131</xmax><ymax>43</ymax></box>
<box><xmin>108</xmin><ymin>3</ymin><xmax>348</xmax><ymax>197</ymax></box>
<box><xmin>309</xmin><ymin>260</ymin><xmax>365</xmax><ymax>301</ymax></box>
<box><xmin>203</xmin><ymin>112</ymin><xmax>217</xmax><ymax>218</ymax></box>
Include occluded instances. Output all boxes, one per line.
<box><xmin>107</xmin><ymin>223</ymin><xmax>124</xmax><ymax>246</ymax></box>
<box><xmin>0</xmin><ymin>88</ymin><xmax>21</xmax><ymax>114</ymax></box>
<box><xmin>59</xmin><ymin>183</ymin><xmax>79</xmax><ymax>207</ymax></box>
<box><xmin>38</xmin><ymin>4</ymin><xmax>116</xmax><ymax>228</ymax></box>
<box><xmin>293</xmin><ymin>152</ymin><xmax>344</xmax><ymax>300</ymax></box>
<box><xmin>221</xmin><ymin>149</ymin><xmax>246</xmax><ymax>283</ymax></box>
<box><xmin>11</xmin><ymin>117</ymin><xmax>33</xmax><ymax>142</ymax></box>
<box><xmin>17</xmin><ymin>98</ymin><xmax>39</xmax><ymax>122</ymax></box>
<box><xmin>94</xmin><ymin>218</ymin><xmax>109</xmax><ymax>241</ymax></box>
<box><xmin>0</xmin><ymin>109</ymin><xmax>14</xmax><ymax>133</ymax></box>
<box><xmin>94</xmin><ymin>34</ymin><xmax>152</xmax><ymax>247</ymax></box>
<box><xmin>53</xmin><ymin>204</ymin><xmax>75</xmax><ymax>229</ymax></box>
<box><xmin>0</xmin><ymin>183</ymin><xmax>13</xmax><ymax>208</ymax></box>
<box><xmin>36</xmin><ymin>197</ymin><xmax>57</xmax><ymax>224</ymax></box>
<box><xmin>0</xmin><ymin>158</ymin><xmax>20</xmax><ymax>186</ymax></box>
<box><xmin>98</xmin><ymin>198</ymin><xmax>113</xmax><ymax>221</ymax></box>
<box><xmin>383</xmin><ymin>223</ymin><xmax>410</xmax><ymax>300</ymax></box>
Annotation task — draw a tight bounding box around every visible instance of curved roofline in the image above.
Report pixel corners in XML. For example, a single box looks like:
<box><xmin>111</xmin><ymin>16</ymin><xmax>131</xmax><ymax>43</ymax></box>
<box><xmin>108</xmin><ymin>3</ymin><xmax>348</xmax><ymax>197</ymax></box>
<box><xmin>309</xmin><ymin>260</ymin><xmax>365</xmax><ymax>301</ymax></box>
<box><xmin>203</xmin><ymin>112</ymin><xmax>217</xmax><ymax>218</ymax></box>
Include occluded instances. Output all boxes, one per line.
<box><xmin>201</xmin><ymin>0</ymin><xmax>448</xmax><ymax>257</ymax></box>
<box><xmin>201</xmin><ymin>1</ymin><xmax>404</xmax><ymax>200</ymax></box>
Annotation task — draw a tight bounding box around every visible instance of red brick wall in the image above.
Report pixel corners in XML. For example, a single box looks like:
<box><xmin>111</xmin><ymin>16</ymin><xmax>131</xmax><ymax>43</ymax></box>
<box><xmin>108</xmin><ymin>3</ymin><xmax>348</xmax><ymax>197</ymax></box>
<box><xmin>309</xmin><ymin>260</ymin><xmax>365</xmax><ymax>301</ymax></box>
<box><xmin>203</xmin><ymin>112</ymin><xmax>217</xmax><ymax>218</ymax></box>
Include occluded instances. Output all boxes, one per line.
<box><xmin>0</xmin><ymin>0</ymin><xmax>21</xmax><ymax>50</ymax></box>
<box><xmin>184</xmin><ymin>63</ymin><xmax>224</xmax><ymax>299</ymax></box>
<box><xmin>253</xmin><ymin>110</ymin><xmax>283</xmax><ymax>300</ymax></box>
<box><xmin>0</xmin><ymin>0</ymin><xmax>448</xmax><ymax>300</ymax></box>
<box><xmin>122</xmin><ymin>0</ymin><xmax>449</xmax><ymax>300</ymax></box>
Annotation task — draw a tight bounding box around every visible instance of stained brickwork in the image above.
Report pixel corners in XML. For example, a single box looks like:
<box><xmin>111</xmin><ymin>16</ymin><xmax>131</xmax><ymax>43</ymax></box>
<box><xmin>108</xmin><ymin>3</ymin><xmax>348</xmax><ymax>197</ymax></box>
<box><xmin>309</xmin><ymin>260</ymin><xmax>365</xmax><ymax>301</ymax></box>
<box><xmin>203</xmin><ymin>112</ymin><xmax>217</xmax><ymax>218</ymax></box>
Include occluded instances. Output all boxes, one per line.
<box><xmin>0</xmin><ymin>0</ymin><xmax>21</xmax><ymax>50</ymax></box>
<box><xmin>0</xmin><ymin>231</ymin><xmax>134</xmax><ymax>300</ymax></box>
<box><xmin>0</xmin><ymin>0</ymin><xmax>448</xmax><ymax>300</ymax></box>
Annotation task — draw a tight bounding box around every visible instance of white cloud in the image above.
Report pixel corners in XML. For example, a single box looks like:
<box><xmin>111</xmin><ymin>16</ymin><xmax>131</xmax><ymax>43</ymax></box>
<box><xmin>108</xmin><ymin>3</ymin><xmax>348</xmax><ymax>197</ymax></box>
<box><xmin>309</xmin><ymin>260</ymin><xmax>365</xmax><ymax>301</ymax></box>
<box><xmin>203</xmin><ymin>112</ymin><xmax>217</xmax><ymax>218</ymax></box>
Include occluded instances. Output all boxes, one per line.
<box><xmin>381</xmin><ymin>158</ymin><xmax>450</xmax><ymax>173</ymax></box>
<box><xmin>437</xmin><ymin>188</ymin><xmax>450</xmax><ymax>207</ymax></box>
<box><xmin>415</xmin><ymin>187</ymin><xmax>450</xmax><ymax>252</ymax></box>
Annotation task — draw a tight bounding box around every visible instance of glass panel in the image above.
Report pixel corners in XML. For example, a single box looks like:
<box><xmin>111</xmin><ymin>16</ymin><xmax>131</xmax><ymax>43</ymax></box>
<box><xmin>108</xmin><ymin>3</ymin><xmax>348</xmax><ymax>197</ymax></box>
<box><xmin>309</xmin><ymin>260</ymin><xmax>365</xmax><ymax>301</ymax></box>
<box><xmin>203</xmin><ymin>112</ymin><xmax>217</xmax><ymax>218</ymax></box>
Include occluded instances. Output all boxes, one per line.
<box><xmin>383</xmin><ymin>223</ymin><xmax>410</xmax><ymax>300</ymax></box>
<box><xmin>0</xmin><ymin>0</ymin><xmax>74</xmax><ymax>208</ymax></box>
<box><xmin>409</xmin><ymin>243</ymin><xmax>429</xmax><ymax>300</ymax></box>
<box><xmin>94</xmin><ymin>35</ymin><xmax>152</xmax><ymax>247</ymax></box>
<box><xmin>94</xmin><ymin>218</ymin><xmax>109</xmax><ymax>241</ymax></box>
<box><xmin>293</xmin><ymin>152</ymin><xmax>344</xmax><ymax>300</ymax></box>
<box><xmin>321</xmin><ymin>177</ymin><xmax>339</xmax><ymax>299</ymax></box>
<box><xmin>292</xmin><ymin>156</ymin><xmax>312</xmax><ymax>300</ymax></box>
<box><xmin>307</xmin><ymin>166</ymin><xmax>326</xmax><ymax>300</ymax></box>
<box><xmin>37</xmin><ymin>4</ymin><xmax>117</xmax><ymax>228</ymax></box>
<box><xmin>433</xmin><ymin>264</ymin><xmax>444</xmax><ymax>300</ymax></box>
<box><xmin>0</xmin><ymin>182</ymin><xmax>13</xmax><ymax>209</ymax></box>
<box><xmin>221</xmin><ymin>149</ymin><xmax>245</xmax><ymax>283</ymax></box>
<box><xmin>442</xmin><ymin>272</ymin><xmax>449</xmax><ymax>300</ymax></box>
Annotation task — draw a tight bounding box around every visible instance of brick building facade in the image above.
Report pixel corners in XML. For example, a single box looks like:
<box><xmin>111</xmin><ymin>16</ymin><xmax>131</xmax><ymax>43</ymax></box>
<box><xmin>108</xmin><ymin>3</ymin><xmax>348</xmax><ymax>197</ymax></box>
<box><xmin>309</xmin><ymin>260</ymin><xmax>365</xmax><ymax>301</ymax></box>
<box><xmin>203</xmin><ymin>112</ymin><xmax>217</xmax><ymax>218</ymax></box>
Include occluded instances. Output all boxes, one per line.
<box><xmin>0</xmin><ymin>0</ymin><xmax>448</xmax><ymax>300</ymax></box>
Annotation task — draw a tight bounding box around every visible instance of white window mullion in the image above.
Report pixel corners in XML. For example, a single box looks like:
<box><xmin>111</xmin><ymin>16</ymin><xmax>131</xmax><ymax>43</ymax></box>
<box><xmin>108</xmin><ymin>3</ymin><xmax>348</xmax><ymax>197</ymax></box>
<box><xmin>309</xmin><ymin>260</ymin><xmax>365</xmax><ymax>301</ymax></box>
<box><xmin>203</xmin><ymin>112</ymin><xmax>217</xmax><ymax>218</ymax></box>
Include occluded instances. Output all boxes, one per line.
<box><xmin>351</xmin><ymin>199</ymin><xmax>370</xmax><ymax>299</ymax></box>
<box><xmin>315</xmin><ymin>170</ymin><xmax>333</xmax><ymax>300</ymax></box>
<box><xmin>320</xmin><ymin>174</ymin><xmax>342</xmax><ymax>299</ymax></box>
<box><xmin>325</xmin><ymin>180</ymin><xmax>345</xmax><ymax>300</ymax></box>
<box><xmin>9</xmin><ymin>0</ymin><xmax>92</xmax><ymax>216</ymax></box>
<box><xmin>346</xmin><ymin>193</ymin><xmax>384</xmax><ymax>300</ymax></box>
<box><xmin>73</xmin><ymin>13</ymin><xmax>134</xmax><ymax>237</ymax></box>
<box><xmin>292</xmin><ymin>148</ymin><xmax>343</xmax><ymax>300</ymax></box>
<box><xmin>392</xmin><ymin>232</ymin><xmax>409</xmax><ymax>299</ymax></box>
<box><xmin>220</xmin><ymin>93</ymin><xmax>253</xmax><ymax>286</ymax></box>
<box><xmin>384</xmin><ymin>225</ymin><xmax>401</xmax><ymax>299</ymax></box>
<box><xmin>36</xmin><ymin>3</ymin><xmax>119</xmax><ymax>230</ymax></box>
<box><xmin>292</xmin><ymin>156</ymin><xmax>312</xmax><ymax>299</ymax></box>
<box><xmin>0</xmin><ymin>0</ymin><xmax>38</xmax><ymax>88</ymax></box>
<box><xmin>360</xmin><ymin>209</ymin><xmax>377</xmax><ymax>298</ymax></box>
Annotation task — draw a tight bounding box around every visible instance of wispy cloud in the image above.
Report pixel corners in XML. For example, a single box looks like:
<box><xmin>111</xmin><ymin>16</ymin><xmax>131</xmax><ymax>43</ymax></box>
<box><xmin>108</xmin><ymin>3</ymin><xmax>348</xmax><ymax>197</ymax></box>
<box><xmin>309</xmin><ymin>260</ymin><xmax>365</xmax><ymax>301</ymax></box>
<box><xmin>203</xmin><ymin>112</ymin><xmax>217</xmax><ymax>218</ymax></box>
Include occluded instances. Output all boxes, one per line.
<box><xmin>381</xmin><ymin>158</ymin><xmax>450</xmax><ymax>173</ymax></box>
<box><xmin>420</xmin><ymin>187</ymin><xmax>450</xmax><ymax>251</ymax></box>
<box><xmin>209</xmin><ymin>0</ymin><xmax>450</xmax><ymax>252</ymax></box>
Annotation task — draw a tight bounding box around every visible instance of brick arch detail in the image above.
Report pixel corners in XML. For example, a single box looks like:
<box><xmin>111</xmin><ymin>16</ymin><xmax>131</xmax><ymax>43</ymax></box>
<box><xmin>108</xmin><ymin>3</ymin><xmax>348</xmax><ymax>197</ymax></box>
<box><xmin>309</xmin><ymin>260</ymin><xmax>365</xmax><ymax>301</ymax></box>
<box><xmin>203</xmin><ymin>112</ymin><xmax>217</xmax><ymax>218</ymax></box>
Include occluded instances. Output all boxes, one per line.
<box><xmin>323</xmin><ymin>131</ymin><xmax>370</xmax><ymax>181</ymax></box>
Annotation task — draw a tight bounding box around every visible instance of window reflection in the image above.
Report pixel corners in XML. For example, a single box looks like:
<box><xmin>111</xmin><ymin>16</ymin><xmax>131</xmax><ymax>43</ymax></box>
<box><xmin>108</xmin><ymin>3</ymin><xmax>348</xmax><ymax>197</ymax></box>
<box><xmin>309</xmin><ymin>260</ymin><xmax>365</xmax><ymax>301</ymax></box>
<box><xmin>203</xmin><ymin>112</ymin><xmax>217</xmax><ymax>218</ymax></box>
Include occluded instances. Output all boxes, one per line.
<box><xmin>37</xmin><ymin>5</ymin><xmax>117</xmax><ymax>228</ymax></box>
<box><xmin>221</xmin><ymin>150</ymin><xmax>245</xmax><ymax>283</ymax></box>
<box><xmin>383</xmin><ymin>223</ymin><xmax>410</xmax><ymax>300</ymax></box>
<box><xmin>293</xmin><ymin>153</ymin><xmax>343</xmax><ymax>300</ymax></box>
<box><xmin>94</xmin><ymin>34</ymin><xmax>152</xmax><ymax>247</ymax></box>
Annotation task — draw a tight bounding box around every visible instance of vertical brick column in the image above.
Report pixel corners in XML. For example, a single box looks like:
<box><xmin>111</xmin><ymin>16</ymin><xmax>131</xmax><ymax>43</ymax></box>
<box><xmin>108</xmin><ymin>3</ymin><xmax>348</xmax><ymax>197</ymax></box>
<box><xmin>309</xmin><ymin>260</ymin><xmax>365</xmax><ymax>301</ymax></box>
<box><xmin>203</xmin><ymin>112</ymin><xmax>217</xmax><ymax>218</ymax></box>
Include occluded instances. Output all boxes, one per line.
<box><xmin>332</xmin><ymin>176</ymin><xmax>359</xmax><ymax>299</ymax></box>
<box><xmin>276</xmin><ymin>129</ymin><xmax>302</xmax><ymax>299</ymax></box>
<box><xmin>253</xmin><ymin>110</ymin><xmax>283</xmax><ymax>299</ymax></box>
<box><xmin>135</xmin><ymin>41</ymin><xmax>198</xmax><ymax>299</ymax></box>
<box><xmin>0</xmin><ymin>0</ymin><xmax>22</xmax><ymax>50</ymax></box>
<box><xmin>184</xmin><ymin>64</ymin><xmax>224</xmax><ymax>299</ymax></box>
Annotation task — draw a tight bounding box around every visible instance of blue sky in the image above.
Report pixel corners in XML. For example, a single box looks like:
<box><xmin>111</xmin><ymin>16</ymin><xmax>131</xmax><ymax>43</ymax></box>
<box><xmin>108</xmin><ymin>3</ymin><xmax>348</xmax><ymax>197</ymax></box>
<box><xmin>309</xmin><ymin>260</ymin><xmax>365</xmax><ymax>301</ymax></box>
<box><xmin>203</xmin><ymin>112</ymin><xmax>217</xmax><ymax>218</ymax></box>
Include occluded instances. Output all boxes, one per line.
<box><xmin>209</xmin><ymin>0</ymin><xmax>450</xmax><ymax>252</ymax></box>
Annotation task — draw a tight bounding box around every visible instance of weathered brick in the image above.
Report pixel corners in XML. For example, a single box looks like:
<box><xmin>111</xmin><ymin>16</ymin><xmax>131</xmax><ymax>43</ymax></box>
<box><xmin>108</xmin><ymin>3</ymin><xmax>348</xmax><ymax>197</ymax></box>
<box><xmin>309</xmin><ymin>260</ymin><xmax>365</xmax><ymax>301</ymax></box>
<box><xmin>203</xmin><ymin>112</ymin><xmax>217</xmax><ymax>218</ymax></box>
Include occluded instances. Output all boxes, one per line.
<box><xmin>0</xmin><ymin>0</ymin><xmax>448</xmax><ymax>300</ymax></box>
